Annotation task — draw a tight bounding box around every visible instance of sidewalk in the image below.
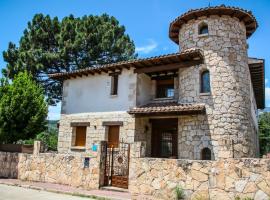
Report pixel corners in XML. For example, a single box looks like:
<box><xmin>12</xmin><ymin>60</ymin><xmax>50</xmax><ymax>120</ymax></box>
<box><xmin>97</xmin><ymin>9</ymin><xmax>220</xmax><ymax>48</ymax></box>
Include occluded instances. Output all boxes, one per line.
<box><xmin>0</xmin><ymin>179</ymin><xmax>131</xmax><ymax>200</ymax></box>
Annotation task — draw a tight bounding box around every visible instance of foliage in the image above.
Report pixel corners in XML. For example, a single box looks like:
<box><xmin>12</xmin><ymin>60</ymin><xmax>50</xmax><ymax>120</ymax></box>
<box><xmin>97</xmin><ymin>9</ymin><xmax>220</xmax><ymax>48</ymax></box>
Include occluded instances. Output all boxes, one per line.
<box><xmin>258</xmin><ymin>112</ymin><xmax>270</xmax><ymax>156</ymax></box>
<box><xmin>3</xmin><ymin>13</ymin><xmax>137</xmax><ymax>105</ymax></box>
<box><xmin>36</xmin><ymin>130</ymin><xmax>58</xmax><ymax>151</ymax></box>
<box><xmin>18</xmin><ymin>129</ymin><xmax>58</xmax><ymax>151</ymax></box>
<box><xmin>175</xmin><ymin>185</ymin><xmax>185</xmax><ymax>200</ymax></box>
<box><xmin>0</xmin><ymin>72</ymin><xmax>48</xmax><ymax>143</ymax></box>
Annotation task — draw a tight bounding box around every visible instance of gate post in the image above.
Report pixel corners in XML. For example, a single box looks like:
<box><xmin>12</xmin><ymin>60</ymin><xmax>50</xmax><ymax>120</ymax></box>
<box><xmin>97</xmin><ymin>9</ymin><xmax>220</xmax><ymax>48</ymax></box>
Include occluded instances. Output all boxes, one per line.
<box><xmin>98</xmin><ymin>141</ymin><xmax>107</xmax><ymax>187</ymax></box>
<box><xmin>130</xmin><ymin>141</ymin><xmax>146</xmax><ymax>158</ymax></box>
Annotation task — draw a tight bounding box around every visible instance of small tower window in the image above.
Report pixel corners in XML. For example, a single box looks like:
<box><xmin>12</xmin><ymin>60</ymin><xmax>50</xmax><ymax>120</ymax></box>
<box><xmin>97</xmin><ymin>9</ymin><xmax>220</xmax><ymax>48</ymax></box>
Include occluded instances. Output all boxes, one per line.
<box><xmin>201</xmin><ymin>70</ymin><xmax>210</xmax><ymax>93</ymax></box>
<box><xmin>199</xmin><ymin>23</ymin><xmax>208</xmax><ymax>35</ymax></box>
<box><xmin>201</xmin><ymin>148</ymin><xmax>211</xmax><ymax>160</ymax></box>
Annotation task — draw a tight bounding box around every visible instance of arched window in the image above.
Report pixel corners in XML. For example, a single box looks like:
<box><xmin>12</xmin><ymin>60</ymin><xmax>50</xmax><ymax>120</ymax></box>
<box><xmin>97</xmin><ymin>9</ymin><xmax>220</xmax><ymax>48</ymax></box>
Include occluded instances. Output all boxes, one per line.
<box><xmin>201</xmin><ymin>148</ymin><xmax>211</xmax><ymax>160</ymax></box>
<box><xmin>201</xmin><ymin>70</ymin><xmax>210</xmax><ymax>93</ymax></box>
<box><xmin>199</xmin><ymin>23</ymin><xmax>208</xmax><ymax>35</ymax></box>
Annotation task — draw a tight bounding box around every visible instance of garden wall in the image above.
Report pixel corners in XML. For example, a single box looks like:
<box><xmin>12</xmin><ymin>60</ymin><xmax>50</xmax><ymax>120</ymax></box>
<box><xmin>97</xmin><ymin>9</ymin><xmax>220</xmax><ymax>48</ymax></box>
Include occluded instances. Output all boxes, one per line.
<box><xmin>0</xmin><ymin>152</ymin><xmax>18</xmax><ymax>178</ymax></box>
<box><xmin>17</xmin><ymin>152</ymin><xmax>100</xmax><ymax>190</ymax></box>
<box><xmin>129</xmin><ymin>158</ymin><xmax>270</xmax><ymax>200</ymax></box>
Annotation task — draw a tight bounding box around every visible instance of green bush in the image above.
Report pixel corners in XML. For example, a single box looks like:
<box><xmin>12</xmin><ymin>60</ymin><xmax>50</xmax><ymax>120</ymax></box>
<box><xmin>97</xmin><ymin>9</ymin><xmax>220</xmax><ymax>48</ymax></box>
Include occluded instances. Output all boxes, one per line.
<box><xmin>0</xmin><ymin>72</ymin><xmax>48</xmax><ymax>143</ymax></box>
<box><xmin>175</xmin><ymin>186</ymin><xmax>185</xmax><ymax>200</ymax></box>
<box><xmin>18</xmin><ymin>129</ymin><xmax>58</xmax><ymax>151</ymax></box>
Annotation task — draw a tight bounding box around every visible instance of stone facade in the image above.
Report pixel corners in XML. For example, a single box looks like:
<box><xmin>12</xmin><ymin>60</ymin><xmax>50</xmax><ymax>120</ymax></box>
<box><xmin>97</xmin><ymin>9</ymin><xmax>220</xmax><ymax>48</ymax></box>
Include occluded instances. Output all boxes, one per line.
<box><xmin>177</xmin><ymin>15</ymin><xmax>259</xmax><ymax>158</ymax></box>
<box><xmin>58</xmin><ymin>111</ymin><xmax>135</xmax><ymax>153</ymax></box>
<box><xmin>129</xmin><ymin>157</ymin><xmax>270</xmax><ymax>200</ymax></box>
<box><xmin>57</xmin><ymin>14</ymin><xmax>260</xmax><ymax>160</ymax></box>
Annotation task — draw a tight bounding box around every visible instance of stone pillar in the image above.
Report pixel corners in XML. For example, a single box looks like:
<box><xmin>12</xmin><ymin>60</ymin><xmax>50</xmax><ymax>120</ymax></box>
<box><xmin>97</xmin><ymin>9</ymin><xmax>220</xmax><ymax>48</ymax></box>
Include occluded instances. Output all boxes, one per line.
<box><xmin>130</xmin><ymin>141</ymin><xmax>146</xmax><ymax>158</ymax></box>
<box><xmin>98</xmin><ymin>141</ymin><xmax>107</xmax><ymax>187</ymax></box>
<box><xmin>33</xmin><ymin>141</ymin><xmax>42</xmax><ymax>155</ymax></box>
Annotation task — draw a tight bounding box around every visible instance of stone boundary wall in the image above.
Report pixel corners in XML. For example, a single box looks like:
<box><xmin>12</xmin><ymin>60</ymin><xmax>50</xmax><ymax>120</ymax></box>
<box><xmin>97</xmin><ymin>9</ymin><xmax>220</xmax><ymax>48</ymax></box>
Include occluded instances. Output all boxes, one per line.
<box><xmin>0</xmin><ymin>152</ymin><xmax>18</xmax><ymax>178</ymax></box>
<box><xmin>129</xmin><ymin>158</ymin><xmax>270</xmax><ymax>200</ymax></box>
<box><xmin>17</xmin><ymin>153</ymin><xmax>100</xmax><ymax>190</ymax></box>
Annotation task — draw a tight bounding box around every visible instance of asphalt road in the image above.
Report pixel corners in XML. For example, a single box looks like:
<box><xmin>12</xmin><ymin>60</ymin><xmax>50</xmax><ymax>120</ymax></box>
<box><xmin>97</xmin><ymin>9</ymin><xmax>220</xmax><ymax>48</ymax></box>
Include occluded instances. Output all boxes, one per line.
<box><xmin>0</xmin><ymin>184</ymin><xmax>94</xmax><ymax>200</ymax></box>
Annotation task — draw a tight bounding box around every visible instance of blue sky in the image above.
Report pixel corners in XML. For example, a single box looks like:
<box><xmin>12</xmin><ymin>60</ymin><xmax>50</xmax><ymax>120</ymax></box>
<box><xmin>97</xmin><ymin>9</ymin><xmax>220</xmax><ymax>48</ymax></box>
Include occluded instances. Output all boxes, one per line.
<box><xmin>0</xmin><ymin>0</ymin><xmax>269</xmax><ymax>120</ymax></box>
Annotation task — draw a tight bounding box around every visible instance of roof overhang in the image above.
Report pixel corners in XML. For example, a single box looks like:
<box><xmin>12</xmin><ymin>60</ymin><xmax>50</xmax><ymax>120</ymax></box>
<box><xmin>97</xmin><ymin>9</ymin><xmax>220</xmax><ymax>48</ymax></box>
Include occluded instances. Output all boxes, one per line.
<box><xmin>48</xmin><ymin>49</ymin><xmax>204</xmax><ymax>80</ymax></box>
<box><xmin>128</xmin><ymin>101</ymin><xmax>206</xmax><ymax>117</ymax></box>
<box><xmin>248</xmin><ymin>58</ymin><xmax>265</xmax><ymax>109</ymax></box>
<box><xmin>169</xmin><ymin>5</ymin><xmax>258</xmax><ymax>44</ymax></box>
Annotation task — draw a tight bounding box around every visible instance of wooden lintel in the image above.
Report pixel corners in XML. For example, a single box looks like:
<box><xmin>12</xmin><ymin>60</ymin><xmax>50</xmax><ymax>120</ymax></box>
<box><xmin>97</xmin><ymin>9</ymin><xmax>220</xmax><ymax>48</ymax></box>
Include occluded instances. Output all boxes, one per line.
<box><xmin>134</xmin><ymin>60</ymin><xmax>202</xmax><ymax>74</ymax></box>
<box><xmin>70</xmin><ymin>122</ymin><xmax>90</xmax><ymax>127</ymax></box>
<box><xmin>102</xmin><ymin>121</ymin><xmax>123</xmax><ymax>126</ymax></box>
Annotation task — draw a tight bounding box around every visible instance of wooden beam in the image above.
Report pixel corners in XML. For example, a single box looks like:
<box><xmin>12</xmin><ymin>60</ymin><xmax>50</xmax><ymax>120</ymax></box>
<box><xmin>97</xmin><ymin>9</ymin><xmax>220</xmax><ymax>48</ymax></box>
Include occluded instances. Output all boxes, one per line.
<box><xmin>134</xmin><ymin>60</ymin><xmax>202</xmax><ymax>74</ymax></box>
<box><xmin>70</xmin><ymin>122</ymin><xmax>90</xmax><ymax>127</ymax></box>
<box><xmin>102</xmin><ymin>121</ymin><xmax>123</xmax><ymax>126</ymax></box>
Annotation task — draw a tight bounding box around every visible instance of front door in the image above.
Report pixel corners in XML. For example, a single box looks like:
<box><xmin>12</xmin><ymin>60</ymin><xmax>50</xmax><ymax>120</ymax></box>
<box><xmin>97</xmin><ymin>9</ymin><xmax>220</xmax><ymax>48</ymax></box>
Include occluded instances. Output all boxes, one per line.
<box><xmin>151</xmin><ymin>118</ymin><xmax>178</xmax><ymax>158</ymax></box>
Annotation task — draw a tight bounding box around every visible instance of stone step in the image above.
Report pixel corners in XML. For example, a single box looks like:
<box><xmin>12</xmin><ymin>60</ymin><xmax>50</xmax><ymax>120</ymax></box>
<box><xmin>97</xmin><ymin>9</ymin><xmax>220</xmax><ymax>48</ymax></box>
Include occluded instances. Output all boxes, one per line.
<box><xmin>100</xmin><ymin>186</ymin><xmax>129</xmax><ymax>193</ymax></box>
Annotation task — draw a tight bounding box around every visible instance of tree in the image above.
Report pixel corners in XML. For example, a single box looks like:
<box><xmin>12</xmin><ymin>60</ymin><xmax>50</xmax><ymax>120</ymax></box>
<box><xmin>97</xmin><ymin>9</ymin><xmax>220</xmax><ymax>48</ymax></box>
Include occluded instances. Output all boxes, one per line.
<box><xmin>258</xmin><ymin>112</ymin><xmax>270</xmax><ymax>156</ymax></box>
<box><xmin>3</xmin><ymin>14</ymin><xmax>137</xmax><ymax>105</ymax></box>
<box><xmin>0</xmin><ymin>72</ymin><xmax>48</xmax><ymax>143</ymax></box>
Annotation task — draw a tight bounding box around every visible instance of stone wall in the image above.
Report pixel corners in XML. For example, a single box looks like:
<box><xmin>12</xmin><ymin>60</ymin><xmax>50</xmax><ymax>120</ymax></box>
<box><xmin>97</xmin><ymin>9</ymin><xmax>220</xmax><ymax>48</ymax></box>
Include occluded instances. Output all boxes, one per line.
<box><xmin>129</xmin><ymin>157</ymin><xmax>270</xmax><ymax>200</ymax></box>
<box><xmin>0</xmin><ymin>152</ymin><xmax>18</xmax><ymax>178</ymax></box>
<box><xmin>58</xmin><ymin>111</ymin><xmax>135</xmax><ymax>153</ymax></box>
<box><xmin>178</xmin><ymin>15</ymin><xmax>258</xmax><ymax>158</ymax></box>
<box><xmin>18</xmin><ymin>152</ymin><xmax>100</xmax><ymax>190</ymax></box>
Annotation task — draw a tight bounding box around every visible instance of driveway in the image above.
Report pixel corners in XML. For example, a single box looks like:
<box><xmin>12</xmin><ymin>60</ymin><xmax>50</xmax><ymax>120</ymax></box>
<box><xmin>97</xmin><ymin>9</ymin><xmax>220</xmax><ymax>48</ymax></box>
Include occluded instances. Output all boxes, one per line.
<box><xmin>0</xmin><ymin>184</ymin><xmax>94</xmax><ymax>200</ymax></box>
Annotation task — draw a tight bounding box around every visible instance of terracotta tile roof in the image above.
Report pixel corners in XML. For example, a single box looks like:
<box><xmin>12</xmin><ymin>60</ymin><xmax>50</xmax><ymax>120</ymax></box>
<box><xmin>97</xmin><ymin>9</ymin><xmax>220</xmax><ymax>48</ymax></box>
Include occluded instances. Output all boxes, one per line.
<box><xmin>169</xmin><ymin>5</ymin><xmax>258</xmax><ymax>44</ymax></box>
<box><xmin>48</xmin><ymin>49</ymin><xmax>204</xmax><ymax>80</ymax></box>
<box><xmin>128</xmin><ymin>100</ymin><xmax>205</xmax><ymax>116</ymax></box>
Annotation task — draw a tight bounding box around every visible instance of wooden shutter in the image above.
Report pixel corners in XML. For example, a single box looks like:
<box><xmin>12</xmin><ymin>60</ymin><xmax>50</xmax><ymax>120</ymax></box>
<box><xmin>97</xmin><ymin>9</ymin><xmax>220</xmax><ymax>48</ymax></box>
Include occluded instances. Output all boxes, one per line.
<box><xmin>75</xmin><ymin>126</ymin><xmax>86</xmax><ymax>147</ymax></box>
<box><xmin>108</xmin><ymin>126</ymin><xmax>119</xmax><ymax>148</ymax></box>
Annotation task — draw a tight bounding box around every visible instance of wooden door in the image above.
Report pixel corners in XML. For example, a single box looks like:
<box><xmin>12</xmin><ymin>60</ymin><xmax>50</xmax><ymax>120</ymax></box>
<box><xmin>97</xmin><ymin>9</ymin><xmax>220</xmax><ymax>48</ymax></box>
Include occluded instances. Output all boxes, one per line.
<box><xmin>108</xmin><ymin>126</ymin><xmax>119</xmax><ymax>148</ymax></box>
<box><xmin>75</xmin><ymin>126</ymin><xmax>86</xmax><ymax>146</ymax></box>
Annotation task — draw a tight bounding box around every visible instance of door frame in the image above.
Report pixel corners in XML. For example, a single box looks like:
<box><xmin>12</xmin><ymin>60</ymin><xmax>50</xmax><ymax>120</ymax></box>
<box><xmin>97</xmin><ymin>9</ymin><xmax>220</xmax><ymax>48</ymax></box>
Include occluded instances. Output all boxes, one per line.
<box><xmin>150</xmin><ymin>118</ymin><xmax>178</xmax><ymax>158</ymax></box>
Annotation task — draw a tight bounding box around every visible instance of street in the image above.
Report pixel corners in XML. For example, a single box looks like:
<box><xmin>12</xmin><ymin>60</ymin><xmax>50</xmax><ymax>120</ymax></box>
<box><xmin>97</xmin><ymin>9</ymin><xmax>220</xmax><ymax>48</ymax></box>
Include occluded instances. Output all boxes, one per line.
<box><xmin>0</xmin><ymin>184</ymin><xmax>94</xmax><ymax>200</ymax></box>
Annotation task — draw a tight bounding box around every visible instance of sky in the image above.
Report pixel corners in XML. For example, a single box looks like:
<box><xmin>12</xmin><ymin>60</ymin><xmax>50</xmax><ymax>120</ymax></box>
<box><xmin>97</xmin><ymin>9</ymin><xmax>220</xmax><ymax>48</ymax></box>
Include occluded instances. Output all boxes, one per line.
<box><xmin>0</xmin><ymin>0</ymin><xmax>269</xmax><ymax>120</ymax></box>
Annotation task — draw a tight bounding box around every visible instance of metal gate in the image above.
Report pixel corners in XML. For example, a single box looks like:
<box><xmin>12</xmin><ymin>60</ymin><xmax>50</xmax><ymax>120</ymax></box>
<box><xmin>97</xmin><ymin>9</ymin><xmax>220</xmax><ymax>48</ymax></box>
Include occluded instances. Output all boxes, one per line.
<box><xmin>104</xmin><ymin>142</ymin><xmax>130</xmax><ymax>189</ymax></box>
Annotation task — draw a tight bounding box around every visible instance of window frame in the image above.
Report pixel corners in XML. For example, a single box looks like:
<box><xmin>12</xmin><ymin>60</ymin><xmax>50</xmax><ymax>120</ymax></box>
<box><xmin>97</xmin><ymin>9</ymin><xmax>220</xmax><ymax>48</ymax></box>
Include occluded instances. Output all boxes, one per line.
<box><xmin>155</xmin><ymin>78</ymin><xmax>175</xmax><ymax>99</ymax></box>
<box><xmin>110</xmin><ymin>73</ymin><xmax>119</xmax><ymax>96</ymax></box>
<box><xmin>200</xmin><ymin>70</ymin><xmax>211</xmax><ymax>94</ymax></box>
<box><xmin>198</xmin><ymin>23</ymin><xmax>209</xmax><ymax>35</ymax></box>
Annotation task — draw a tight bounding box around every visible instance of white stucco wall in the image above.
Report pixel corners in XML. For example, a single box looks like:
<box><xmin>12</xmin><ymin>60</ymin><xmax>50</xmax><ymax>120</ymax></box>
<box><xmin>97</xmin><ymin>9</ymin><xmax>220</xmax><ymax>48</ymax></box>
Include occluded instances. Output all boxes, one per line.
<box><xmin>62</xmin><ymin>69</ymin><xmax>137</xmax><ymax>114</ymax></box>
<box><xmin>136</xmin><ymin>73</ymin><xmax>153</xmax><ymax>106</ymax></box>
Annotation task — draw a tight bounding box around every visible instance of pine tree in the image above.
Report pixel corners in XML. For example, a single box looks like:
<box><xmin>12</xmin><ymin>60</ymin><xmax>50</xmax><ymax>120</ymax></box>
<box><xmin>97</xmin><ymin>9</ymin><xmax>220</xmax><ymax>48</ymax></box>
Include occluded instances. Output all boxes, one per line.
<box><xmin>3</xmin><ymin>14</ymin><xmax>137</xmax><ymax>105</ymax></box>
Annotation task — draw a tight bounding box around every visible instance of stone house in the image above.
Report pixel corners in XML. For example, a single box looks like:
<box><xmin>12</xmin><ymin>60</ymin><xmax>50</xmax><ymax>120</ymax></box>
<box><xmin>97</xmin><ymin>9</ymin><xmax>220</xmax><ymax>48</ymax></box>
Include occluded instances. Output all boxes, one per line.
<box><xmin>50</xmin><ymin>5</ymin><xmax>265</xmax><ymax>191</ymax></box>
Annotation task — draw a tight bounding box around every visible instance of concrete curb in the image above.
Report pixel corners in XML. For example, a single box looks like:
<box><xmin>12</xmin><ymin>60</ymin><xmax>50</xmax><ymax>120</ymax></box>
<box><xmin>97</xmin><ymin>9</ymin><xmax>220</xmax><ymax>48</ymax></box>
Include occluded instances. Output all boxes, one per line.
<box><xmin>0</xmin><ymin>182</ymin><xmax>113</xmax><ymax>200</ymax></box>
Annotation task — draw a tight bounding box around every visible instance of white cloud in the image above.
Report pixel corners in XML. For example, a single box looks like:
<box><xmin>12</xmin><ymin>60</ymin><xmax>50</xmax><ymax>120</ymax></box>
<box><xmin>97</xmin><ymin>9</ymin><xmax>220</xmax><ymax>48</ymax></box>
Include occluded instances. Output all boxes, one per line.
<box><xmin>266</xmin><ymin>78</ymin><xmax>268</xmax><ymax>85</ymax></box>
<box><xmin>135</xmin><ymin>39</ymin><xmax>158</xmax><ymax>54</ymax></box>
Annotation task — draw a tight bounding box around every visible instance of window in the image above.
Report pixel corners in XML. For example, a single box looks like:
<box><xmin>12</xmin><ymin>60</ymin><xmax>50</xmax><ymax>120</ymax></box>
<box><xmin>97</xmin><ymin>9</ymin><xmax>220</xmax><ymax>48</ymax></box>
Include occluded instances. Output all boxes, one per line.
<box><xmin>108</xmin><ymin>126</ymin><xmax>120</xmax><ymax>148</ymax></box>
<box><xmin>161</xmin><ymin>132</ymin><xmax>173</xmax><ymax>158</ymax></box>
<box><xmin>201</xmin><ymin>148</ymin><xmax>211</xmax><ymax>160</ymax></box>
<box><xmin>110</xmin><ymin>74</ymin><xmax>119</xmax><ymax>95</ymax></box>
<box><xmin>156</xmin><ymin>78</ymin><xmax>174</xmax><ymax>98</ymax></box>
<box><xmin>74</xmin><ymin>126</ymin><xmax>86</xmax><ymax>147</ymax></box>
<box><xmin>201</xmin><ymin>70</ymin><xmax>210</xmax><ymax>93</ymax></box>
<box><xmin>199</xmin><ymin>23</ymin><xmax>208</xmax><ymax>35</ymax></box>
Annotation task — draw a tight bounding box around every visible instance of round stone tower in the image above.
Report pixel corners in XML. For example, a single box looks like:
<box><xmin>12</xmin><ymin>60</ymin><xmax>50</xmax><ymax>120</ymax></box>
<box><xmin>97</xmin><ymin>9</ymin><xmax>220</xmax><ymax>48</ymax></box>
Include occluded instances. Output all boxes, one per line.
<box><xmin>169</xmin><ymin>5</ymin><xmax>259</xmax><ymax>158</ymax></box>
